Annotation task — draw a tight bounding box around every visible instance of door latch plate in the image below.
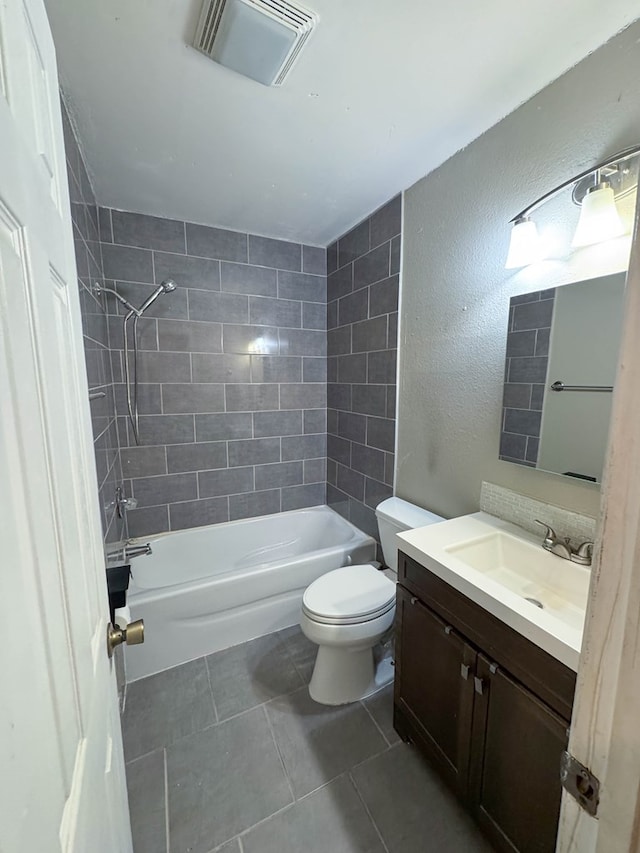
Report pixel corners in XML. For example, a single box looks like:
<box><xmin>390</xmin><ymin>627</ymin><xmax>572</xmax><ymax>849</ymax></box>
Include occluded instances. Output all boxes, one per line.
<box><xmin>560</xmin><ymin>751</ymin><xmax>600</xmax><ymax>816</ymax></box>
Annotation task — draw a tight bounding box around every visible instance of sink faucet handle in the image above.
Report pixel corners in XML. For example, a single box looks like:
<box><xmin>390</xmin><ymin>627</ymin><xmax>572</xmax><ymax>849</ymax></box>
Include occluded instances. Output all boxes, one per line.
<box><xmin>534</xmin><ymin>520</ymin><xmax>558</xmax><ymax>545</ymax></box>
<box><xmin>576</xmin><ymin>540</ymin><xmax>594</xmax><ymax>559</ymax></box>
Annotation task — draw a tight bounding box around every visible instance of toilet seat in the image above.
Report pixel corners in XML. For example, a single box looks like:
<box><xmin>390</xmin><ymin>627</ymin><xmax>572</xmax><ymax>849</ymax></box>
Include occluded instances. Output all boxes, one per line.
<box><xmin>302</xmin><ymin>564</ymin><xmax>396</xmax><ymax>626</ymax></box>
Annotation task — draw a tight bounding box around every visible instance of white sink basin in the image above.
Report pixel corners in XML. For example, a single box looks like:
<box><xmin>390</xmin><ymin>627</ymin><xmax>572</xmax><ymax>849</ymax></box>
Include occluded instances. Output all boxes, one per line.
<box><xmin>397</xmin><ymin>512</ymin><xmax>591</xmax><ymax>670</ymax></box>
<box><xmin>445</xmin><ymin>530</ymin><xmax>589</xmax><ymax>632</ymax></box>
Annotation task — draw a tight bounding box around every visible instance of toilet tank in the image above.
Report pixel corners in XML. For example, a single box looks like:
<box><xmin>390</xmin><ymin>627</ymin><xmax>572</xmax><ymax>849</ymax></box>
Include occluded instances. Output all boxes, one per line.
<box><xmin>375</xmin><ymin>497</ymin><xmax>444</xmax><ymax>572</ymax></box>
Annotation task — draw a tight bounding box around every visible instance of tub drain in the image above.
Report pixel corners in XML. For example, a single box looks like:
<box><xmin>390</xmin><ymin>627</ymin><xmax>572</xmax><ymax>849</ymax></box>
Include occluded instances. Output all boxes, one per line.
<box><xmin>524</xmin><ymin>597</ymin><xmax>544</xmax><ymax>609</ymax></box>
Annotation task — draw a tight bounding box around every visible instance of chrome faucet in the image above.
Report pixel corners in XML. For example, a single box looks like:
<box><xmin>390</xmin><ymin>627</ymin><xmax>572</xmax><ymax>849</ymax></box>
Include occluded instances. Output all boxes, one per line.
<box><xmin>534</xmin><ymin>521</ymin><xmax>593</xmax><ymax>566</ymax></box>
<box><xmin>124</xmin><ymin>543</ymin><xmax>152</xmax><ymax>560</ymax></box>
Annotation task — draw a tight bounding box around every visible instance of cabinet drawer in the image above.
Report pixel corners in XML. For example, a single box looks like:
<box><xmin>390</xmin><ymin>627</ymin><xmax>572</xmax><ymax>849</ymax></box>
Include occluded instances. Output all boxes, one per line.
<box><xmin>398</xmin><ymin>551</ymin><xmax>576</xmax><ymax>720</ymax></box>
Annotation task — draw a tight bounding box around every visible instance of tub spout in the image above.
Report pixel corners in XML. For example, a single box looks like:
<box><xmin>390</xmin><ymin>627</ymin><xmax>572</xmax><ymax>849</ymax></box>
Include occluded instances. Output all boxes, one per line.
<box><xmin>124</xmin><ymin>543</ymin><xmax>152</xmax><ymax>559</ymax></box>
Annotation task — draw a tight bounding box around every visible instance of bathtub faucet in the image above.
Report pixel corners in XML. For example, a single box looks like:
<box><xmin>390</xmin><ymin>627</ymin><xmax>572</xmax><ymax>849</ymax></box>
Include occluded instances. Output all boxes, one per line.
<box><xmin>124</xmin><ymin>543</ymin><xmax>153</xmax><ymax>560</ymax></box>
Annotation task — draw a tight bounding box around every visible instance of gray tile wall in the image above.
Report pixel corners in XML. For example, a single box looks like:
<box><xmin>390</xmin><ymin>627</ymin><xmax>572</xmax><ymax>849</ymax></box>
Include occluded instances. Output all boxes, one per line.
<box><xmin>500</xmin><ymin>289</ymin><xmax>555</xmax><ymax>467</ymax></box>
<box><xmin>97</xmin><ymin>208</ymin><xmax>328</xmax><ymax>536</ymax></box>
<box><xmin>325</xmin><ymin>196</ymin><xmax>400</xmax><ymax>548</ymax></box>
<box><xmin>62</xmin><ymin>98</ymin><xmax>126</xmax><ymax>547</ymax></box>
<box><xmin>62</xmin><ymin>97</ymin><xmax>127</xmax><ymax>709</ymax></box>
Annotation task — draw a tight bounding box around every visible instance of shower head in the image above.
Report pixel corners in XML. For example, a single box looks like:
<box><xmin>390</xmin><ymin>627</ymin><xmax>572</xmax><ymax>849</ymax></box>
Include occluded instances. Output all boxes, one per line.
<box><xmin>138</xmin><ymin>280</ymin><xmax>178</xmax><ymax>314</ymax></box>
<box><xmin>95</xmin><ymin>280</ymin><xmax>177</xmax><ymax>317</ymax></box>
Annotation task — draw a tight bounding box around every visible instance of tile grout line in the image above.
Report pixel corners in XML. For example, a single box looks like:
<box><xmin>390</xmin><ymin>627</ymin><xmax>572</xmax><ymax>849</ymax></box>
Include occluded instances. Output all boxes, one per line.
<box><xmin>348</xmin><ymin>769</ymin><xmax>391</xmax><ymax>853</ymax></box>
<box><xmin>222</xmin><ymin>773</ymin><xmax>347</xmax><ymax>853</ymax></box>
<box><xmin>359</xmin><ymin>697</ymin><xmax>392</xmax><ymax>748</ymax></box>
<box><xmin>280</xmin><ymin>630</ymin><xmax>308</xmax><ymax>690</ymax></box>
<box><xmin>203</xmin><ymin>654</ymin><xmax>220</xmax><ymax>724</ymax></box>
<box><xmin>349</xmin><ymin>739</ymin><xmax>397</xmax><ymax>775</ymax></box>
<box><xmin>125</xmin><ymin>744</ymin><xmax>167</xmax><ymax>768</ymax></box>
<box><xmin>261</xmin><ymin>703</ymin><xmax>296</xmax><ymax>805</ymax></box>
<box><xmin>163</xmin><ymin>747</ymin><xmax>170</xmax><ymax>853</ymax></box>
<box><xmin>223</xmin><ymin>801</ymin><xmax>298</xmax><ymax>850</ymax></box>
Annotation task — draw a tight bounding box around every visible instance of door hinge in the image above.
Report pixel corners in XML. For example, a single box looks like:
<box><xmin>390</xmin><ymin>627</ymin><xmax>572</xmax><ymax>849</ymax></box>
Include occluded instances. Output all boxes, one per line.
<box><xmin>560</xmin><ymin>751</ymin><xmax>600</xmax><ymax>817</ymax></box>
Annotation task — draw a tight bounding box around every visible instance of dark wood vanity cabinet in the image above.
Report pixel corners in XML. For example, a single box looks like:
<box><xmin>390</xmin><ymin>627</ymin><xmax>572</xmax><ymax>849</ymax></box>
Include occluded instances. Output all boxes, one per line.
<box><xmin>394</xmin><ymin>586</ymin><xmax>476</xmax><ymax>797</ymax></box>
<box><xmin>394</xmin><ymin>553</ymin><xmax>576</xmax><ymax>853</ymax></box>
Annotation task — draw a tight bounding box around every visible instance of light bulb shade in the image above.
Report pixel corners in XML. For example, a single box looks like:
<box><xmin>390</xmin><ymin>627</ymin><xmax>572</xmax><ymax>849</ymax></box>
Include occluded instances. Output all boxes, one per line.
<box><xmin>571</xmin><ymin>183</ymin><xmax>624</xmax><ymax>248</ymax></box>
<box><xmin>505</xmin><ymin>218</ymin><xmax>541</xmax><ymax>269</ymax></box>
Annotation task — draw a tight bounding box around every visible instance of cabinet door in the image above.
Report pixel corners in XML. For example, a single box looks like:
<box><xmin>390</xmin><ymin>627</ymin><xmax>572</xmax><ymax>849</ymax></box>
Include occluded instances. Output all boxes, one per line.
<box><xmin>394</xmin><ymin>585</ymin><xmax>476</xmax><ymax>798</ymax></box>
<box><xmin>469</xmin><ymin>655</ymin><xmax>569</xmax><ymax>853</ymax></box>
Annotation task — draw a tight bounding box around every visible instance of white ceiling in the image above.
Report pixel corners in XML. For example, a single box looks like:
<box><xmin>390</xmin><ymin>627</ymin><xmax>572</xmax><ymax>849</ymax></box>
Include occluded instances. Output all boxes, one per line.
<box><xmin>45</xmin><ymin>0</ymin><xmax>639</xmax><ymax>246</ymax></box>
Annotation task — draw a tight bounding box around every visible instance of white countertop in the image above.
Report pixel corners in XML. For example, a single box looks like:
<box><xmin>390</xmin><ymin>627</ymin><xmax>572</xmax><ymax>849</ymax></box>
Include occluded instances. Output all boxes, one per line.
<box><xmin>397</xmin><ymin>512</ymin><xmax>588</xmax><ymax>671</ymax></box>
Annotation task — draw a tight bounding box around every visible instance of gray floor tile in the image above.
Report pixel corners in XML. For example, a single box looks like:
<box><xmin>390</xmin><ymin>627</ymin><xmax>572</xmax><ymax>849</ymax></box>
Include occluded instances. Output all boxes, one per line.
<box><xmin>351</xmin><ymin>743</ymin><xmax>493</xmax><ymax>853</ymax></box>
<box><xmin>242</xmin><ymin>775</ymin><xmax>385</xmax><ymax>853</ymax></box>
<box><xmin>126</xmin><ymin>749</ymin><xmax>167</xmax><ymax>853</ymax></box>
<box><xmin>279</xmin><ymin>625</ymin><xmax>317</xmax><ymax>682</ymax></box>
<box><xmin>265</xmin><ymin>686</ymin><xmax>388</xmax><ymax>798</ymax></box>
<box><xmin>209</xmin><ymin>840</ymin><xmax>241</xmax><ymax>853</ymax></box>
<box><xmin>206</xmin><ymin>632</ymin><xmax>304</xmax><ymax>721</ymax></box>
<box><xmin>122</xmin><ymin>658</ymin><xmax>215</xmax><ymax>760</ymax></box>
<box><xmin>363</xmin><ymin>684</ymin><xmax>400</xmax><ymax>746</ymax></box>
<box><xmin>167</xmin><ymin>707</ymin><xmax>293</xmax><ymax>853</ymax></box>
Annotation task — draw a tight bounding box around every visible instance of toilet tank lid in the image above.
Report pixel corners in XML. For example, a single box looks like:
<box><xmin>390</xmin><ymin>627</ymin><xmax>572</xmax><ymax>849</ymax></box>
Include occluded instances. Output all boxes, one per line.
<box><xmin>375</xmin><ymin>497</ymin><xmax>444</xmax><ymax>530</ymax></box>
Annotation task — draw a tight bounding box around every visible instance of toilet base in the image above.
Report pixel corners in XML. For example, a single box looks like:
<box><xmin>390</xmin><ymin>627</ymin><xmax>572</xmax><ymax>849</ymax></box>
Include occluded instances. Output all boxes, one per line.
<box><xmin>308</xmin><ymin>643</ymin><xmax>394</xmax><ymax>706</ymax></box>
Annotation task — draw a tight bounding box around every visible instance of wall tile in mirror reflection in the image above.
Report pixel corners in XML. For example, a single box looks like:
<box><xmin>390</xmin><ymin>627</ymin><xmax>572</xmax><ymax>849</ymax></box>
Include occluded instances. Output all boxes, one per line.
<box><xmin>499</xmin><ymin>272</ymin><xmax>626</xmax><ymax>484</ymax></box>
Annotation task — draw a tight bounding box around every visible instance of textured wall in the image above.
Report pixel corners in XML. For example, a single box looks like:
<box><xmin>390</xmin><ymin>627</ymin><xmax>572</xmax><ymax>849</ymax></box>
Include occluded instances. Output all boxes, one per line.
<box><xmin>61</xmin><ymin>99</ymin><xmax>126</xmax><ymax>546</ymax></box>
<box><xmin>398</xmin><ymin>22</ymin><xmax>640</xmax><ymax>520</ymax></box>
<box><xmin>96</xmin><ymin>209</ymin><xmax>327</xmax><ymax>536</ymax></box>
<box><xmin>325</xmin><ymin>196</ymin><xmax>400</xmax><ymax>544</ymax></box>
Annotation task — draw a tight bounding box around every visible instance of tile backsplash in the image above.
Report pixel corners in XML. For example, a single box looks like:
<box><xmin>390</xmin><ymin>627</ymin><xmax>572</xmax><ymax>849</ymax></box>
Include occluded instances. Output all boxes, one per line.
<box><xmin>480</xmin><ymin>481</ymin><xmax>598</xmax><ymax>543</ymax></box>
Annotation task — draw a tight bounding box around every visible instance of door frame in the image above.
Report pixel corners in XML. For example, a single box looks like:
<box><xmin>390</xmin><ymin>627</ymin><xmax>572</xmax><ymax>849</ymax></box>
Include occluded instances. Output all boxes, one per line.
<box><xmin>557</xmin><ymin>199</ymin><xmax>640</xmax><ymax>851</ymax></box>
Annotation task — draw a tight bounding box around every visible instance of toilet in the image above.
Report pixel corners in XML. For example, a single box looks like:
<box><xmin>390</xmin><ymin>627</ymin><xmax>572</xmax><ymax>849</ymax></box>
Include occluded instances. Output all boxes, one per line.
<box><xmin>300</xmin><ymin>497</ymin><xmax>444</xmax><ymax>705</ymax></box>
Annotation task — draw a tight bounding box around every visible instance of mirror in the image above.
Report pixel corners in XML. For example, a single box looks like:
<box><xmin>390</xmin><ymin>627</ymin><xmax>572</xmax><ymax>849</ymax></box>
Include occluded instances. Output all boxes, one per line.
<box><xmin>499</xmin><ymin>272</ymin><xmax>626</xmax><ymax>483</ymax></box>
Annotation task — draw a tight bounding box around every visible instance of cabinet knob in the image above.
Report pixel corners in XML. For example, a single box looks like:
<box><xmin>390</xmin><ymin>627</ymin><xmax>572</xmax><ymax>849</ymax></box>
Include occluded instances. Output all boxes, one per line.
<box><xmin>474</xmin><ymin>676</ymin><xmax>485</xmax><ymax>695</ymax></box>
<box><xmin>460</xmin><ymin>664</ymin><xmax>470</xmax><ymax>680</ymax></box>
<box><xmin>410</xmin><ymin>596</ymin><xmax>418</xmax><ymax>605</ymax></box>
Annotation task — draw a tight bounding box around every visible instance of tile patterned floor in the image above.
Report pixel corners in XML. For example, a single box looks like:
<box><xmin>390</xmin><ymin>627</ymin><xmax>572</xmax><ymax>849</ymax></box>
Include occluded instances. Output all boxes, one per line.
<box><xmin>123</xmin><ymin>627</ymin><xmax>493</xmax><ymax>853</ymax></box>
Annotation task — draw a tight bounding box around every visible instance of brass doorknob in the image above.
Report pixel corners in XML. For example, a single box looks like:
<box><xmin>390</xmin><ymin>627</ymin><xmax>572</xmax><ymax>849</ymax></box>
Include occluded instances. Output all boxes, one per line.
<box><xmin>107</xmin><ymin>619</ymin><xmax>145</xmax><ymax>657</ymax></box>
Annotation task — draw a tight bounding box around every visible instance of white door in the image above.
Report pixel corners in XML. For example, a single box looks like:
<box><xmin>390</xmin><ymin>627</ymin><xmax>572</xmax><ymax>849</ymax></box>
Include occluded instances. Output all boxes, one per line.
<box><xmin>556</xmin><ymin>202</ymin><xmax>640</xmax><ymax>848</ymax></box>
<box><xmin>0</xmin><ymin>1</ymin><xmax>132</xmax><ymax>851</ymax></box>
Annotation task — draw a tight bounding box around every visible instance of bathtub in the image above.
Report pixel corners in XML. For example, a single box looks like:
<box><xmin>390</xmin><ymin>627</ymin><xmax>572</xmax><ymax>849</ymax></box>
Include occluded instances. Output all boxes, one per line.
<box><xmin>125</xmin><ymin>505</ymin><xmax>376</xmax><ymax>681</ymax></box>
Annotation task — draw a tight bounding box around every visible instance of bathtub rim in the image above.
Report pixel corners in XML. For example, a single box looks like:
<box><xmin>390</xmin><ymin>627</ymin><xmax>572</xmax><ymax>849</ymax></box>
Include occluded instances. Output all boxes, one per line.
<box><xmin>126</xmin><ymin>503</ymin><xmax>377</xmax><ymax>600</ymax></box>
<box><xmin>127</xmin><ymin>503</ymin><xmax>366</xmax><ymax>548</ymax></box>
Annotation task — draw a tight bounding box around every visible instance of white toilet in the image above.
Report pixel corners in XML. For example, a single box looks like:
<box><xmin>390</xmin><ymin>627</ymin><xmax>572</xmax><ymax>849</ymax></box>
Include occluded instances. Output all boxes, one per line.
<box><xmin>300</xmin><ymin>497</ymin><xmax>444</xmax><ymax>705</ymax></box>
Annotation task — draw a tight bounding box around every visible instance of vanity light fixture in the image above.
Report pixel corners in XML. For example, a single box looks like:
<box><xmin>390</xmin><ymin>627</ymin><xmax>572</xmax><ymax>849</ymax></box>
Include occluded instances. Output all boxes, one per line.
<box><xmin>571</xmin><ymin>174</ymin><xmax>624</xmax><ymax>248</ymax></box>
<box><xmin>505</xmin><ymin>216</ymin><xmax>542</xmax><ymax>269</ymax></box>
<box><xmin>505</xmin><ymin>144</ymin><xmax>640</xmax><ymax>269</ymax></box>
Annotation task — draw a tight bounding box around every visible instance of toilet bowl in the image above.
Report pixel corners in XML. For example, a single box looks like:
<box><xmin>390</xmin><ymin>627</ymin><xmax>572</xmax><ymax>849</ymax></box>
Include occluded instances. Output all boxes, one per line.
<box><xmin>301</xmin><ymin>498</ymin><xmax>444</xmax><ymax>705</ymax></box>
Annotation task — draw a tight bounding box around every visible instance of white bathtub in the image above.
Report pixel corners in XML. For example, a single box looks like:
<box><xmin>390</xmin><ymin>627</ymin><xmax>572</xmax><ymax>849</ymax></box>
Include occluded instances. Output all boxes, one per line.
<box><xmin>125</xmin><ymin>505</ymin><xmax>376</xmax><ymax>681</ymax></box>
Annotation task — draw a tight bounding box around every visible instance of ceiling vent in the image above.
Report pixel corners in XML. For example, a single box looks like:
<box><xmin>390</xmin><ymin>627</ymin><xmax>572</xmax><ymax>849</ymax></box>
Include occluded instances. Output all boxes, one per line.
<box><xmin>193</xmin><ymin>0</ymin><xmax>318</xmax><ymax>86</ymax></box>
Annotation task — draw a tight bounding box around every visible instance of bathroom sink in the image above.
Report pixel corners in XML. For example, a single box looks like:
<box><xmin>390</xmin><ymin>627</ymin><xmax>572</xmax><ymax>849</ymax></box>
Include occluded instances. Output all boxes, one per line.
<box><xmin>445</xmin><ymin>530</ymin><xmax>589</xmax><ymax>631</ymax></box>
<box><xmin>396</xmin><ymin>512</ymin><xmax>591</xmax><ymax>670</ymax></box>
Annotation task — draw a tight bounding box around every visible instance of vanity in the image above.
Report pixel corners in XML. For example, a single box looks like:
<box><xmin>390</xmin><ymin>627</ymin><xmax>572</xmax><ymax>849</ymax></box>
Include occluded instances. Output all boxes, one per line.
<box><xmin>393</xmin><ymin>513</ymin><xmax>590</xmax><ymax>853</ymax></box>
